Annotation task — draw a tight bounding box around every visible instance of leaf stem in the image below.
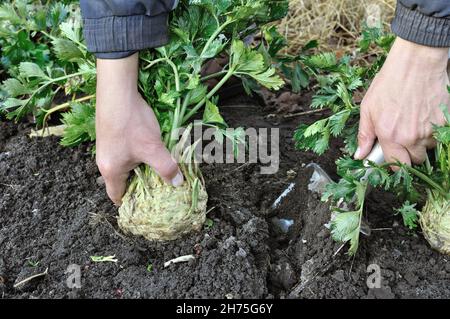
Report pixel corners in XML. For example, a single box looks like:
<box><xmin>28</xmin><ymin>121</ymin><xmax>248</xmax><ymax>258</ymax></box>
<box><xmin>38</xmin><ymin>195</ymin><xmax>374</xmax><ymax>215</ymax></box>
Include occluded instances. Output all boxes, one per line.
<box><xmin>384</xmin><ymin>163</ymin><xmax>449</xmax><ymax>199</ymax></box>
<box><xmin>165</xmin><ymin>58</ymin><xmax>183</xmax><ymax>149</ymax></box>
<box><xmin>17</xmin><ymin>70</ymin><xmax>92</xmax><ymax>119</ymax></box>
<box><xmin>142</xmin><ymin>57</ymin><xmax>166</xmax><ymax>70</ymax></box>
<box><xmin>182</xmin><ymin>67</ymin><xmax>235</xmax><ymax>124</ymax></box>
<box><xmin>199</xmin><ymin>19</ymin><xmax>234</xmax><ymax>58</ymax></box>
<box><xmin>200</xmin><ymin>70</ymin><xmax>228</xmax><ymax>82</ymax></box>
<box><xmin>42</xmin><ymin>94</ymin><xmax>95</xmax><ymax>126</ymax></box>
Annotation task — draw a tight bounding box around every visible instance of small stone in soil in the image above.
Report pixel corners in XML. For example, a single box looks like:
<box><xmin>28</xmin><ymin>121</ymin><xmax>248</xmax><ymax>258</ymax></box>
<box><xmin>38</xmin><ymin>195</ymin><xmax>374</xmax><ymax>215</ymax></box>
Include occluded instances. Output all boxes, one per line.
<box><xmin>403</xmin><ymin>272</ymin><xmax>418</xmax><ymax>286</ymax></box>
<box><xmin>331</xmin><ymin>270</ymin><xmax>345</xmax><ymax>282</ymax></box>
<box><xmin>0</xmin><ymin>151</ymin><xmax>11</xmax><ymax>161</ymax></box>
<box><xmin>236</xmin><ymin>248</ymin><xmax>247</xmax><ymax>258</ymax></box>
<box><xmin>96</xmin><ymin>176</ymin><xmax>105</xmax><ymax>186</ymax></box>
<box><xmin>269</xmin><ymin>262</ymin><xmax>297</xmax><ymax>291</ymax></box>
<box><xmin>193</xmin><ymin>243</ymin><xmax>203</xmax><ymax>256</ymax></box>
<box><xmin>228</xmin><ymin>208</ymin><xmax>252</xmax><ymax>225</ymax></box>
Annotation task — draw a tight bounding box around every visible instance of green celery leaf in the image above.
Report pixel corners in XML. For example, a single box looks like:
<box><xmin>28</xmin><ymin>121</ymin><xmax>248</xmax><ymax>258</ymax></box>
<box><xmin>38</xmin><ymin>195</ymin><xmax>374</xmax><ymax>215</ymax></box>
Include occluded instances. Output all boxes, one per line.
<box><xmin>1</xmin><ymin>78</ymin><xmax>31</xmax><ymax>97</ymax></box>
<box><xmin>203</xmin><ymin>100</ymin><xmax>226</xmax><ymax>126</ymax></box>
<box><xmin>19</xmin><ymin>62</ymin><xmax>48</xmax><ymax>79</ymax></box>
<box><xmin>61</xmin><ymin>102</ymin><xmax>96</xmax><ymax>147</ymax></box>
<box><xmin>52</xmin><ymin>38</ymin><xmax>85</xmax><ymax>62</ymax></box>
<box><xmin>330</xmin><ymin>210</ymin><xmax>361</xmax><ymax>255</ymax></box>
<box><xmin>395</xmin><ymin>201</ymin><xmax>419</xmax><ymax>230</ymax></box>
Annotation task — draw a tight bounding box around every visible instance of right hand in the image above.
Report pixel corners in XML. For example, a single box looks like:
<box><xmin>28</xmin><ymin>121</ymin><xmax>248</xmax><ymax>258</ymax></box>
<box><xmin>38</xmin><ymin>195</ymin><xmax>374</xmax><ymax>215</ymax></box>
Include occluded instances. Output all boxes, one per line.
<box><xmin>356</xmin><ymin>37</ymin><xmax>450</xmax><ymax>168</ymax></box>
<box><xmin>96</xmin><ymin>53</ymin><xmax>183</xmax><ymax>205</ymax></box>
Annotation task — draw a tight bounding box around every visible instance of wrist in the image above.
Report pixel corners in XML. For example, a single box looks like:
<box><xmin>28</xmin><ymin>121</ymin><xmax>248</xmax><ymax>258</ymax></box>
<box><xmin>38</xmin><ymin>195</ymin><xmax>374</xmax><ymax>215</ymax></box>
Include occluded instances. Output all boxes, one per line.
<box><xmin>96</xmin><ymin>53</ymin><xmax>140</xmax><ymax>101</ymax></box>
<box><xmin>392</xmin><ymin>37</ymin><xmax>449</xmax><ymax>71</ymax></box>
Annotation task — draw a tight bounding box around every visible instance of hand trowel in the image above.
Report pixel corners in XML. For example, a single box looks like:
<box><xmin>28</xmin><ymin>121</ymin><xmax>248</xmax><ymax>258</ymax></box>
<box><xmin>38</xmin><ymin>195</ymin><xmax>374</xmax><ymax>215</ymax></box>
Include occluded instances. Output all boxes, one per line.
<box><xmin>272</xmin><ymin>142</ymin><xmax>385</xmax><ymax>236</ymax></box>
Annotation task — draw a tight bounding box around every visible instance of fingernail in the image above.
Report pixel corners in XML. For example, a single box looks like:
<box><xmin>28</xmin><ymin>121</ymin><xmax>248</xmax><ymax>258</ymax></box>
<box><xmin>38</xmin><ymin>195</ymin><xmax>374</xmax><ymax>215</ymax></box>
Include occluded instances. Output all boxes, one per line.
<box><xmin>171</xmin><ymin>172</ymin><xmax>184</xmax><ymax>187</ymax></box>
<box><xmin>354</xmin><ymin>147</ymin><xmax>361</xmax><ymax>159</ymax></box>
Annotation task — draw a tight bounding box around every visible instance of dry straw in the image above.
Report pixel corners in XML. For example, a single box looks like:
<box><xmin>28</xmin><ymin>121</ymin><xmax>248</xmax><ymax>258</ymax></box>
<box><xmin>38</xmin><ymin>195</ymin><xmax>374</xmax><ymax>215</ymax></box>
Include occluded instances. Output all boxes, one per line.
<box><xmin>276</xmin><ymin>0</ymin><xmax>396</xmax><ymax>53</ymax></box>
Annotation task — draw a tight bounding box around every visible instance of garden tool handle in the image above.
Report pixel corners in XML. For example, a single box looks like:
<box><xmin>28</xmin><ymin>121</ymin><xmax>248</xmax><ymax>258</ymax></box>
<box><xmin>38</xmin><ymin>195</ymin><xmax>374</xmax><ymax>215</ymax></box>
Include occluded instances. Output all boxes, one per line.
<box><xmin>360</xmin><ymin>141</ymin><xmax>384</xmax><ymax>183</ymax></box>
<box><xmin>356</xmin><ymin>142</ymin><xmax>385</xmax><ymax>236</ymax></box>
<box><xmin>364</xmin><ymin>141</ymin><xmax>384</xmax><ymax>166</ymax></box>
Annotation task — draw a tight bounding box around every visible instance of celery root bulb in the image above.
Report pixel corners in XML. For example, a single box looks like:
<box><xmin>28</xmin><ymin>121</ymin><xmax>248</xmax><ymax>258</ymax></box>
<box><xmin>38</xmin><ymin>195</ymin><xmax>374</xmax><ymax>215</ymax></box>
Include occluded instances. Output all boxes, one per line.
<box><xmin>118</xmin><ymin>168</ymin><xmax>208</xmax><ymax>241</ymax></box>
<box><xmin>420</xmin><ymin>193</ymin><xmax>450</xmax><ymax>255</ymax></box>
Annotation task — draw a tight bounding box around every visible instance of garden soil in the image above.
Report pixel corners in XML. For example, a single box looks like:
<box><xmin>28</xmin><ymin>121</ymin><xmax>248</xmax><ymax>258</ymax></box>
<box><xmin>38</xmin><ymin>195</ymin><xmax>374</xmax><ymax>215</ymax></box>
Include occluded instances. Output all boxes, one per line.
<box><xmin>1</xmin><ymin>95</ymin><xmax>449</xmax><ymax>299</ymax></box>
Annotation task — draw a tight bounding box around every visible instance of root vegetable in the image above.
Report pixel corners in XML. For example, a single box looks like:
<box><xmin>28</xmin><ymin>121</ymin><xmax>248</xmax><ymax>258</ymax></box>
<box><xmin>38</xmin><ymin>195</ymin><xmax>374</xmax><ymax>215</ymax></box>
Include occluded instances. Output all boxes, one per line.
<box><xmin>119</xmin><ymin>165</ymin><xmax>208</xmax><ymax>241</ymax></box>
<box><xmin>117</xmin><ymin>0</ymin><xmax>287</xmax><ymax>241</ymax></box>
<box><xmin>420</xmin><ymin>192</ymin><xmax>450</xmax><ymax>255</ymax></box>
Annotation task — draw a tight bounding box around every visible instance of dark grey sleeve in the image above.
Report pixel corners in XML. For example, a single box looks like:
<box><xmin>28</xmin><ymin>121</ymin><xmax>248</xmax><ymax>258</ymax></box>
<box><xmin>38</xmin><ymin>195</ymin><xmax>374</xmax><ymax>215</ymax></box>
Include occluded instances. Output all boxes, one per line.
<box><xmin>80</xmin><ymin>0</ymin><xmax>178</xmax><ymax>59</ymax></box>
<box><xmin>392</xmin><ymin>0</ymin><xmax>450</xmax><ymax>47</ymax></box>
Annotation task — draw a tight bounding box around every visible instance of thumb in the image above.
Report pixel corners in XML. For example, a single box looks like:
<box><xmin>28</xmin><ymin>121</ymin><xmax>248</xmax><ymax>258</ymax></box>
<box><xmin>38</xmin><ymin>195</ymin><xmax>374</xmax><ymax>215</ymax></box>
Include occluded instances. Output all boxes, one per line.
<box><xmin>143</xmin><ymin>143</ymin><xmax>184</xmax><ymax>187</ymax></box>
<box><xmin>355</xmin><ymin>106</ymin><xmax>376</xmax><ymax>160</ymax></box>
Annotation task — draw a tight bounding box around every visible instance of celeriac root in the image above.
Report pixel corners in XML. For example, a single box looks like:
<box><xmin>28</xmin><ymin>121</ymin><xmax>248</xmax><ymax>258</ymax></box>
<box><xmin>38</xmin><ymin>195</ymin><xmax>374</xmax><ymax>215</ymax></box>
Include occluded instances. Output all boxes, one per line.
<box><xmin>420</xmin><ymin>192</ymin><xmax>450</xmax><ymax>255</ymax></box>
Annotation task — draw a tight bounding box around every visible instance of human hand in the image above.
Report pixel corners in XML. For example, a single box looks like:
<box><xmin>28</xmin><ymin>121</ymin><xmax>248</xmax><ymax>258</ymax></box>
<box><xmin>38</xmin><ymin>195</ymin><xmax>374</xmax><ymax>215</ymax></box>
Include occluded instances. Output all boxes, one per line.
<box><xmin>356</xmin><ymin>37</ymin><xmax>450</xmax><ymax>167</ymax></box>
<box><xmin>95</xmin><ymin>53</ymin><xmax>183</xmax><ymax>205</ymax></box>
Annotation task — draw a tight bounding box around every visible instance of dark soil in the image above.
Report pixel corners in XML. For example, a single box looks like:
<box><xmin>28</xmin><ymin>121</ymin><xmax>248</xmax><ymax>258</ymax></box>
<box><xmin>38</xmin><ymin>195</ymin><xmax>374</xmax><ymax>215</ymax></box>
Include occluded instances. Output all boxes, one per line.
<box><xmin>1</xmin><ymin>95</ymin><xmax>449</xmax><ymax>299</ymax></box>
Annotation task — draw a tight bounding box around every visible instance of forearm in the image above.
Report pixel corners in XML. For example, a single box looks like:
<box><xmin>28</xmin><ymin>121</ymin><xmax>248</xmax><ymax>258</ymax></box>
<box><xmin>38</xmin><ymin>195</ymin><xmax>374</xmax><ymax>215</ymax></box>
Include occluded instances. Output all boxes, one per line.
<box><xmin>95</xmin><ymin>53</ymin><xmax>141</xmax><ymax>132</ymax></box>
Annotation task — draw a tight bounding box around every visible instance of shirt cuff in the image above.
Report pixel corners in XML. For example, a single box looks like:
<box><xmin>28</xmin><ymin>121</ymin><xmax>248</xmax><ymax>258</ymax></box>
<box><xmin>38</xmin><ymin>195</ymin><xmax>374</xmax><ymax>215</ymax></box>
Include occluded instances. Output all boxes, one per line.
<box><xmin>83</xmin><ymin>13</ymin><xmax>170</xmax><ymax>58</ymax></box>
<box><xmin>392</xmin><ymin>2</ymin><xmax>450</xmax><ymax>47</ymax></box>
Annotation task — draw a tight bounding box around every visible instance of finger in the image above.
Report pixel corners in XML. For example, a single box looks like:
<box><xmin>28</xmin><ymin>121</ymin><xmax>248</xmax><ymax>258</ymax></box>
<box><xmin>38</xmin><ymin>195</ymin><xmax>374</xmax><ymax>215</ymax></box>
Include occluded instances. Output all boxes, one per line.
<box><xmin>355</xmin><ymin>104</ymin><xmax>376</xmax><ymax>159</ymax></box>
<box><xmin>406</xmin><ymin>144</ymin><xmax>428</xmax><ymax>165</ymax></box>
<box><xmin>380</xmin><ymin>141</ymin><xmax>411</xmax><ymax>171</ymax></box>
<box><xmin>424</xmin><ymin>137</ymin><xmax>437</xmax><ymax>149</ymax></box>
<box><xmin>104</xmin><ymin>171</ymin><xmax>130</xmax><ymax>206</ymax></box>
<box><xmin>142</xmin><ymin>143</ymin><xmax>184</xmax><ymax>187</ymax></box>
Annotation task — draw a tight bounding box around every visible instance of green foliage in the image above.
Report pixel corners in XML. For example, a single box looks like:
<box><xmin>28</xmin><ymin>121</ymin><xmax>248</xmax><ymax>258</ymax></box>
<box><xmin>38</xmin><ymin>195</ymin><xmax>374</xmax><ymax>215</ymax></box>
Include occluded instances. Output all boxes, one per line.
<box><xmin>294</xmin><ymin>57</ymin><xmax>366</xmax><ymax>154</ymax></box>
<box><xmin>231</xmin><ymin>39</ymin><xmax>284</xmax><ymax>90</ymax></box>
<box><xmin>257</xmin><ymin>24</ymin><xmax>318</xmax><ymax>94</ymax></box>
<box><xmin>323</xmin><ymin>110</ymin><xmax>450</xmax><ymax>255</ymax></box>
<box><xmin>359</xmin><ymin>24</ymin><xmax>395</xmax><ymax>53</ymax></box>
<box><xmin>0</xmin><ymin>0</ymin><xmax>74</xmax><ymax>74</ymax></box>
<box><xmin>1</xmin><ymin>0</ymin><xmax>287</xmax><ymax>149</ymax></box>
<box><xmin>204</xmin><ymin>218</ymin><xmax>214</xmax><ymax>230</ymax></box>
<box><xmin>0</xmin><ymin>1</ymin><xmax>96</xmax><ymax>130</ymax></box>
<box><xmin>27</xmin><ymin>259</ymin><xmax>40</xmax><ymax>267</ymax></box>
<box><xmin>331</xmin><ymin>210</ymin><xmax>361</xmax><ymax>255</ymax></box>
<box><xmin>293</xmin><ymin>26</ymin><xmax>394</xmax><ymax>156</ymax></box>
<box><xmin>136</xmin><ymin>0</ymin><xmax>287</xmax><ymax>149</ymax></box>
<box><xmin>60</xmin><ymin>102</ymin><xmax>96</xmax><ymax>147</ymax></box>
<box><xmin>395</xmin><ymin>201</ymin><xmax>419</xmax><ymax>230</ymax></box>
<box><xmin>297</xmin><ymin>26</ymin><xmax>450</xmax><ymax>255</ymax></box>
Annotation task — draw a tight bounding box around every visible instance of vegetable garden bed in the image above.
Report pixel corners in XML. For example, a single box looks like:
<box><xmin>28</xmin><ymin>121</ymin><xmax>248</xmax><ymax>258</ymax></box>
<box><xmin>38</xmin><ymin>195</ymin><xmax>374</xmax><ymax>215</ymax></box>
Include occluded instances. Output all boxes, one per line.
<box><xmin>1</xmin><ymin>0</ymin><xmax>449</xmax><ymax>300</ymax></box>
<box><xmin>1</xmin><ymin>94</ymin><xmax>449</xmax><ymax>299</ymax></box>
